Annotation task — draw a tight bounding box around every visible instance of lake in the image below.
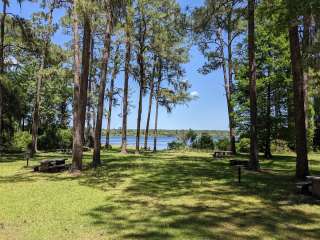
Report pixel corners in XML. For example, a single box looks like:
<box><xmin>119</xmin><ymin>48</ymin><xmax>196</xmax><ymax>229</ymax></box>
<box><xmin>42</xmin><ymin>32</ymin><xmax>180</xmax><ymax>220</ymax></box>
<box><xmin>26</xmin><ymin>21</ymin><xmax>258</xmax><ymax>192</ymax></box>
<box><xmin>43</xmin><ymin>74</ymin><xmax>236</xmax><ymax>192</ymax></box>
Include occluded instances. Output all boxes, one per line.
<box><xmin>101</xmin><ymin>136</ymin><xmax>176</xmax><ymax>150</ymax></box>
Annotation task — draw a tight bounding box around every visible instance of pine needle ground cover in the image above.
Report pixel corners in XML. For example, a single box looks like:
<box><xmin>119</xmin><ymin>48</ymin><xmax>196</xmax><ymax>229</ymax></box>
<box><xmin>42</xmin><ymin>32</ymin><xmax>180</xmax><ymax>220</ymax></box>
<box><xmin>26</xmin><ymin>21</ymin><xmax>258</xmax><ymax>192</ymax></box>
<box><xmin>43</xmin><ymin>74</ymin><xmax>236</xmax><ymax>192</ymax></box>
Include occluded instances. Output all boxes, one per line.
<box><xmin>1</xmin><ymin>150</ymin><xmax>320</xmax><ymax>240</ymax></box>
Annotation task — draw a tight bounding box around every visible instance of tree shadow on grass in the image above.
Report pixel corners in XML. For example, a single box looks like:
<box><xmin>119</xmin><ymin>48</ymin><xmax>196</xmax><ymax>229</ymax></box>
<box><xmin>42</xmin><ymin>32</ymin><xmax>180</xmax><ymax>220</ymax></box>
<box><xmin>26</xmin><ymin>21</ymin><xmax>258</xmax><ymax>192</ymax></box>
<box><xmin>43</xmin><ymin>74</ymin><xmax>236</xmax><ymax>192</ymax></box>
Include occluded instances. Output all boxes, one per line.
<box><xmin>1</xmin><ymin>151</ymin><xmax>320</xmax><ymax>239</ymax></box>
<box><xmin>81</xmin><ymin>153</ymin><xmax>320</xmax><ymax>239</ymax></box>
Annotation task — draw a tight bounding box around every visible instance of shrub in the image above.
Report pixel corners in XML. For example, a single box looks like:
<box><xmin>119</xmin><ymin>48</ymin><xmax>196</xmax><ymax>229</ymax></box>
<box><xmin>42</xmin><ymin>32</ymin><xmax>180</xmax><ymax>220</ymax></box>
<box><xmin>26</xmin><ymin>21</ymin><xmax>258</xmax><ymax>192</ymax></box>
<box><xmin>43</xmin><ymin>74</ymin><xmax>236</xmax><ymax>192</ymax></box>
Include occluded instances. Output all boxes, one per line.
<box><xmin>168</xmin><ymin>141</ymin><xmax>186</xmax><ymax>150</ymax></box>
<box><xmin>177</xmin><ymin>129</ymin><xmax>198</xmax><ymax>145</ymax></box>
<box><xmin>216</xmin><ymin>138</ymin><xmax>230</xmax><ymax>151</ymax></box>
<box><xmin>192</xmin><ymin>133</ymin><xmax>215</xmax><ymax>150</ymax></box>
<box><xmin>12</xmin><ymin>131</ymin><xmax>32</xmax><ymax>151</ymax></box>
<box><xmin>237</xmin><ymin>138</ymin><xmax>250</xmax><ymax>153</ymax></box>
<box><xmin>271</xmin><ymin>139</ymin><xmax>291</xmax><ymax>153</ymax></box>
<box><xmin>38</xmin><ymin>128</ymin><xmax>73</xmax><ymax>150</ymax></box>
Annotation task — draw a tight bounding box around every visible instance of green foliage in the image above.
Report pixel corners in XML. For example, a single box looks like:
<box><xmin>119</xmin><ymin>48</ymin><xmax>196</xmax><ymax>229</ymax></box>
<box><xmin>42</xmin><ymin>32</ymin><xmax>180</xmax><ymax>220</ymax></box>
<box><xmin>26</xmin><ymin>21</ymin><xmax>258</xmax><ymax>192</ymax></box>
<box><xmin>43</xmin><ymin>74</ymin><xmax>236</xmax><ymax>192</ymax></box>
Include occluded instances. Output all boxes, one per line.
<box><xmin>271</xmin><ymin>139</ymin><xmax>292</xmax><ymax>153</ymax></box>
<box><xmin>237</xmin><ymin>138</ymin><xmax>250</xmax><ymax>153</ymax></box>
<box><xmin>12</xmin><ymin>131</ymin><xmax>32</xmax><ymax>151</ymax></box>
<box><xmin>168</xmin><ymin>140</ymin><xmax>186</xmax><ymax>150</ymax></box>
<box><xmin>38</xmin><ymin>128</ymin><xmax>72</xmax><ymax>150</ymax></box>
<box><xmin>177</xmin><ymin>128</ymin><xmax>197</xmax><ymax>145</ymax></box>
<box><xmin>215</xmin><ymin>138</ymin><xmax>230</xmax><ymax>151</ymax></box>
<box><xmin>192</xmin><ymin>133</ymin><xmax>215</xmax><ymax>150</ymax></box>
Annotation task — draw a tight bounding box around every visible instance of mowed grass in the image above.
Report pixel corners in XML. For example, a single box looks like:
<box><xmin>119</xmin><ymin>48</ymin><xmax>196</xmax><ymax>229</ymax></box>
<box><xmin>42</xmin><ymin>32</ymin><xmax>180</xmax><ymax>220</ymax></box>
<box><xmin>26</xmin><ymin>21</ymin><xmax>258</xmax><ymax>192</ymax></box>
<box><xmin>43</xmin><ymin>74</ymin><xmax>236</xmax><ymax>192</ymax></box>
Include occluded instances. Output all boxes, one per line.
<box><xmin>1</xmin><ymin>149</ymin><xmax>320</xmax><ymax>240</ymax></box>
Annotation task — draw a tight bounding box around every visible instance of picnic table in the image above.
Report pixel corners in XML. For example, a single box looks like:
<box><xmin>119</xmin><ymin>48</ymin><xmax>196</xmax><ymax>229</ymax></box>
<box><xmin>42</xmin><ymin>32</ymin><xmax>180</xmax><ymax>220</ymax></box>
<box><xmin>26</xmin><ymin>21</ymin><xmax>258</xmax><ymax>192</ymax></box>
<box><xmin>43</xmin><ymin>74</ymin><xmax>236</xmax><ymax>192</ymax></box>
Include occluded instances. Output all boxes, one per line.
<box><xmin>213</xmin><ymin>151</ymin><xmax>233</xmax><ymax>158</ymax></box>
<box><xmin>57</xmin><ymin>148</ymin><xmax>72</xmax><ymax>154</ymax></box>
<box><xmin>34</xmin><ymin>159</ymin><xmax>68</xmax><ymax>173</ymax></box>
<box><xmin>306</xmin><ymin>176</ymin><xmax>320</xmax><ymax>198</ymax></box>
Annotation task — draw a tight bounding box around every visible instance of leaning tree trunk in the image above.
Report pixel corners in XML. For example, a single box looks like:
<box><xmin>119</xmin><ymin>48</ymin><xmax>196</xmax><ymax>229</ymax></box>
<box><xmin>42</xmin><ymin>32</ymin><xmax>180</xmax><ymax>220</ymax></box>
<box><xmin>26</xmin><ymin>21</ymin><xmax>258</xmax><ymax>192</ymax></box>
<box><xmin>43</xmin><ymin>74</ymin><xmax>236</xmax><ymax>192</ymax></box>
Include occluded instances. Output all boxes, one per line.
<box><xmin>121</xmin><ymin>5</ymin><xmax>133</xmax><ymax>154</ymax></box>
<box><xmin>248</xmin><ymin>0</ymin><xmax>259</xmax><ymax>171</ymax></box>
<box><xmin>105</xmin><ymin>45</ymin><xmax>120</xmax><ymax>147</ymax></box>
<box><xmin>144</xmin><ymin>57</ymin><xmax>156</xmax><ymax>150</ymax></box>
<box><xmin>71</xmin><ymin>0</ymin><xmax>83</xmax><ymax>171</ymax></box>
<box><xmin>288</xmin><ymin>22</ymin><xmax>309</xmax><ymax>179</ymax></box>
<box><xmin>80</xmin><ymin>14</ymin><xmax>92</xmax><ymax>146</ymax></box>
<box><xmin>93</xmin><ymin>8</ymin><xmax>113</xmax><ymax>167</ymax></box>
<box><xmin>0</xmin><ymin>1</ymin><xmax>6</xmax><ymax>145</ymax></box>
<box><xmin>227</xmin><ymin>24</ymin><xmax>236</xmax><ymax>155</ymax></box>
<box><xmin>217</xmin><ymin>28</ymin><xmax>236</xmax><ymax>155</ymax></box>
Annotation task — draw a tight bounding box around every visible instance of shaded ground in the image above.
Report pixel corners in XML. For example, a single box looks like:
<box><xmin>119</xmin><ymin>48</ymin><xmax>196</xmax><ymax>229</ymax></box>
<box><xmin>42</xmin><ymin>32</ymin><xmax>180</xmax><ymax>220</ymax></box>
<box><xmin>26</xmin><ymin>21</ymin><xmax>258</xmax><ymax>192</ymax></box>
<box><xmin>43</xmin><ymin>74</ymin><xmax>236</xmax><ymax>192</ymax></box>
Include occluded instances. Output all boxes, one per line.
<box><xmin>0</xmin><ymin>149</ymin><xmax>320</xmax><ymax>240</ymax></box>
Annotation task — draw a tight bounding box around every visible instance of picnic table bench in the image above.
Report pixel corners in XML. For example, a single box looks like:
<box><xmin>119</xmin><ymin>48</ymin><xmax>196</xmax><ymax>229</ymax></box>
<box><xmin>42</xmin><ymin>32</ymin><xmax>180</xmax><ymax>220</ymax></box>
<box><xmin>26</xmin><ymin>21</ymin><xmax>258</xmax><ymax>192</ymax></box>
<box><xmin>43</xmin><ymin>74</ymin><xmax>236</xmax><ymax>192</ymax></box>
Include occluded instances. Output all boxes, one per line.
<box><xmin>34</xmin><ymin>159</ymin><xmax>68</xmax><ymax>173</ymax></box>
<box><xmin>296</xmin><ymin>181</ymin><xmax>312</xmax><ymax>195</ymax></box>
<box><xmin>213</xmin><ymin>151</ymin><xmax>233</xmax><ymax>158</ymax></box>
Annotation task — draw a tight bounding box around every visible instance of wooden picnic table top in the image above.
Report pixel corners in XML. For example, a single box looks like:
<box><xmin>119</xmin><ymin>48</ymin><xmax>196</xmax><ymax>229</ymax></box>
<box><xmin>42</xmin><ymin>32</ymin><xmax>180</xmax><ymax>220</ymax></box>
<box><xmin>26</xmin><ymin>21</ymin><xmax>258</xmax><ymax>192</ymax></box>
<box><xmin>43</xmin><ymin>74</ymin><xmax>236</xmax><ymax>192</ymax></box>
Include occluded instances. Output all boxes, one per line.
<box><xmin>40</xmin><ymin>159</ymin><xmax>67</xmax><ymax>164</ymax></box>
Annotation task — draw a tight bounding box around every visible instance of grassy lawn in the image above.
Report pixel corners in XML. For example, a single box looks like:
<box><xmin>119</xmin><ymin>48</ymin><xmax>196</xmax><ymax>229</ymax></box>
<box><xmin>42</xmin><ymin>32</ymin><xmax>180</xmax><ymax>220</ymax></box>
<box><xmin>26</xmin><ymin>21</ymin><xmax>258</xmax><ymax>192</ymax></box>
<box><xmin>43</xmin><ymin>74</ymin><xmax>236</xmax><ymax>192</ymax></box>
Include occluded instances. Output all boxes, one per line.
<box><xmin>1</xmin><ymin>149</ymin><xmax>320</xmax><ymax>240</ymax></box>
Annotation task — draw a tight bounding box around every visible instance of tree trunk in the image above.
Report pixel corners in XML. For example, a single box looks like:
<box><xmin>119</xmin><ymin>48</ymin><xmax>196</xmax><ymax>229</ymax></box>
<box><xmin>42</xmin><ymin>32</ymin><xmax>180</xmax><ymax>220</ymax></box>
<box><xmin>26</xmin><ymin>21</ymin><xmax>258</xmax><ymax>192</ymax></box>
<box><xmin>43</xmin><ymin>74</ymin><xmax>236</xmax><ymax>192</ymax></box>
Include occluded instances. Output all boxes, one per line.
<box><xmin>60</xmin><ymin>97</ymin><xmax>68</xmax><ymax>129</ymax></box>
<box><xmin>121</xmin><ymin>5</ymin><xmax>133</xmax><ymax>154</ymax></box>
<box><xmin>80</xmin><ymin>14</ymin><xmax>91</xmax><ymax>145</ymax></box>
<box><xmin>135</xmin><ymin>16</ymin><xmax>147</xmax><ymax>154</ymax></box>
<box><xmin>31</xmin><ymin>7</ymin><xmax>53</xmax><ymax>156</ymax></box>
<box><xmin>31</xmin><ymin>56</ymin><xmax>44</xmax><ymax>155</ymax></box>
<box><xmin>144</xmin><ymin>57</ymin><xmax>156</xmax><ymax>150</ymax></box>
<box><xmin>86</xmin><ymin>35</ymin><xmax>95</xmax><ymax>147</ymax></box>
<box><xmin>153</xmin><ymin>97</ymin><xmax>159</xmax><ymax>153</ymax></box>
<box><xmin>71</xmin><ymin>0</ymin><xmax>83</xmax><ymax>171</ymax></box>
<box><xmin>264</xmin><ymin>82</ymin><xmax>272</xmax><ymax>159</ymax></box>
<box><xmin>288</xmin><ymin>23</ymin><xmax>309</xmax><ymax>179</ymax></box>
<box><xmin>0</xmin><ymin>0</ymin><xmax>6</xmax><ymax>145</ymax></box>
<box><xmin>302</xmin><ymin>13</ymin><xmax>311</xmax><ymax>148</ymax></box>
<box><xmin>105</xmin><ymin>45</ymin><xmax>120</xmax><ymax>147</ymax></box>
<box><xmin>153</xmin><ymin>60</ymin><xmax>162</xmax><ymax>152</ymax></box>
<box><xmin>227</xmin><ymin>30</ymin><xmax>236</xmax><ymax>155</ymax></box>
<box><xmin>248</xmin><ymin>0</ymin><xmax>259</xmax><ymax>170</ymax></box>
<box><xmin>93</xmin><ymin>8</ymin><xmax>113</xmax><ymax>167</ymax></box>
<box><xmin>216</xmin><ymin>28</ymin><xmax>236</xmax><ymax>155</ymax></box>
<box><xmin>136</xmin><ymin>81</ymin><xmax>143</xmax><ymax>154</ymax></box>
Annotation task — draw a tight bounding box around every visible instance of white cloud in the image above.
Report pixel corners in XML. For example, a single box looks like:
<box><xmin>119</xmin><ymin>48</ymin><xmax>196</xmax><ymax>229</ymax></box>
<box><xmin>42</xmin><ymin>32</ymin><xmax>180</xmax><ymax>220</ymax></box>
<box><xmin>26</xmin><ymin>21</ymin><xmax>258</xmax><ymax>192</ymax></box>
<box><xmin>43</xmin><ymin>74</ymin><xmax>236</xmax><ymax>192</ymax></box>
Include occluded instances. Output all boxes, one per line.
<box><xmin>190</xmin><ymin>91</ymin><xmax>199</xmax><ymax>97</ymax></box>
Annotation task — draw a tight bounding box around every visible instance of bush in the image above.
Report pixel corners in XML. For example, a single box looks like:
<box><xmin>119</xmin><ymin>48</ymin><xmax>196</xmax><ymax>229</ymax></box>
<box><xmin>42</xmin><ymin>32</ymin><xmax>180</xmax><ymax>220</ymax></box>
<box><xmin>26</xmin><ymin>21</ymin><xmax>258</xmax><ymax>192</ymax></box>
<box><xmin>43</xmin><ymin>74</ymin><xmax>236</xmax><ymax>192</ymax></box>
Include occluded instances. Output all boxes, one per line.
<box><xmin>12</xmin><ymin>131</ymin><xmax>32</xmax><ymax>151</ymax></box>
<box><xmin>271</xmin><ymin>139</ymin><xmax>291</xmax><ymax>153</ymax></box>
<box><xmin>192</xmin><ymin>133</ymin><xmax>215</xmax><ymax>150</ymax></box>
<box><xmin>237</xmin><ymin>138</ymin><xmax>250</xmax><ymax>153</ymax></box>
<box><xmin>168</xmin><ymin>141</ymin><xmax>186</xmax><ymax>150</ymax></box>
<box><xmin>216</xmin><ymin>138</ymin><xmax>230</xmax><ymax>151</ymax></box>
<box><xmin>57</xmin><ymin>129</ymin><xmax>73</xmax><ymax>149</ymax></box>
<box><xmin>38</xmin><ymin>128</ymin><xmax>73</xmax><ymax>150</ymax></box>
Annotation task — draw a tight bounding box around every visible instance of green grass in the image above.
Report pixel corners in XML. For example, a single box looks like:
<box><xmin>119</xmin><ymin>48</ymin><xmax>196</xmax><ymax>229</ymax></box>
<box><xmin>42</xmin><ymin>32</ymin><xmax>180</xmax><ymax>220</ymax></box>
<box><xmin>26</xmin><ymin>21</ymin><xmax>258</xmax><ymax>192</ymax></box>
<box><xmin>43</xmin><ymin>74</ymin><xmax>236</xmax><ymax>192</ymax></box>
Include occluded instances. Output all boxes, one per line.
<box><xmin>1</xmin><ymin>149</ymin><xmax>320</xmax><ymax>240</ymax></box>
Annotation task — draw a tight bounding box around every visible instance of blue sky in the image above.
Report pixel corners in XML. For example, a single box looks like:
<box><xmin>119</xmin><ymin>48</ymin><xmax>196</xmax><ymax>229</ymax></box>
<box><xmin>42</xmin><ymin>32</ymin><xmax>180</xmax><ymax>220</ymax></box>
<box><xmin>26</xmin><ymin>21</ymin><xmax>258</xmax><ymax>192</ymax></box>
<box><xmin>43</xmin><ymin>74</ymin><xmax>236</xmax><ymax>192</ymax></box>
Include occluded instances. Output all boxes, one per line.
<box><xmin>8</xmin><ymin>0</ymin><xmax>229</xmax><ymax>131</ymax></box>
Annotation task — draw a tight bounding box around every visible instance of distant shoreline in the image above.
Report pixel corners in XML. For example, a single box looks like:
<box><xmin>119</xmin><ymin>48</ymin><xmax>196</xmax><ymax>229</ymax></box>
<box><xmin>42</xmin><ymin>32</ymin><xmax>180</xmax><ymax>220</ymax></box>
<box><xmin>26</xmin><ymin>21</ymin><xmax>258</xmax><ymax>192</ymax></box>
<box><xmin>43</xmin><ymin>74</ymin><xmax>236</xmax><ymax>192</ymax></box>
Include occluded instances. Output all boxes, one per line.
<box><xmin>102</xmin><ymin>129</ymin><xmax>229</xmax><ymax>138</ymax></box>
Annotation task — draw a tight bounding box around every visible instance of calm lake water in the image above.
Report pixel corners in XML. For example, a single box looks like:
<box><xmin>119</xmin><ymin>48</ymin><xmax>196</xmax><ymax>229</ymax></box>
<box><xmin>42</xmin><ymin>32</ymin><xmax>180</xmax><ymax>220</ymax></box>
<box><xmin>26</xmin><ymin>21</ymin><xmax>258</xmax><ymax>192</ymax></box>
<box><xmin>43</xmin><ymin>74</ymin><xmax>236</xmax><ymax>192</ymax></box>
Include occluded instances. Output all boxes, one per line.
<box><xmin>101</xmin><ymin>136</ymin><xmax>176</xmax><ymax>150</ymax></box>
